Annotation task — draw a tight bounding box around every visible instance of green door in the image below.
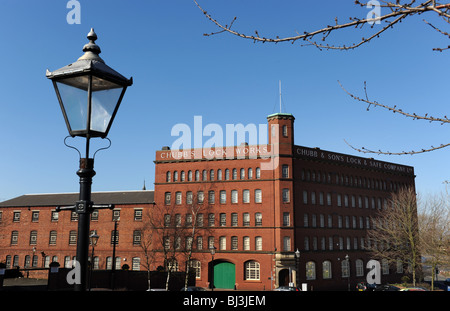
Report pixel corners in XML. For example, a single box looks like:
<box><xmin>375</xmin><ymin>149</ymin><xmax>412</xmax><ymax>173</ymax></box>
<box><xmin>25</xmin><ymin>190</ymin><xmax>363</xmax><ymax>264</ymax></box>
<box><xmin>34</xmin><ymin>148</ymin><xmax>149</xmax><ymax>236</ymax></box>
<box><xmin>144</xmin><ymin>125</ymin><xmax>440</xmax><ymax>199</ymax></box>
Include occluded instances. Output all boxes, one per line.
<box><xmin>213</xmin><ymin>262</ymin><xmax>235</xmax><ymax>289</ymax></box>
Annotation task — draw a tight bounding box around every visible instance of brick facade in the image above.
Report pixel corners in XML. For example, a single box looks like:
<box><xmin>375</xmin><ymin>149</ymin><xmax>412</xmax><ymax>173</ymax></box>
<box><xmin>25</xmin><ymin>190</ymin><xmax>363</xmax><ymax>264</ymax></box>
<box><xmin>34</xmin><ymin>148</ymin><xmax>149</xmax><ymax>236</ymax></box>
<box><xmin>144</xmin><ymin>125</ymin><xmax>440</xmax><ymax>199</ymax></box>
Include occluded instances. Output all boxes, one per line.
<box><xmin>0</xmin><ymin>113</ymin><xmax>416</xmax><ymax>290</ymax></box>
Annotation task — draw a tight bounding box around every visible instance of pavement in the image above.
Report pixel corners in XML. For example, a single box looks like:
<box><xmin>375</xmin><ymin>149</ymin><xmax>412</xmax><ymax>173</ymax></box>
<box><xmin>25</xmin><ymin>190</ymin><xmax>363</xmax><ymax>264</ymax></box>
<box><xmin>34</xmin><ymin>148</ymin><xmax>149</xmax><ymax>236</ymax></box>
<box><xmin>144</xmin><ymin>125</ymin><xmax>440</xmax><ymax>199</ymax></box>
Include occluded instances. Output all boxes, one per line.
<box><xmin>1</xmin><ymin>278</ymin><xmax>48</xmax><ymax>291</ymax></box>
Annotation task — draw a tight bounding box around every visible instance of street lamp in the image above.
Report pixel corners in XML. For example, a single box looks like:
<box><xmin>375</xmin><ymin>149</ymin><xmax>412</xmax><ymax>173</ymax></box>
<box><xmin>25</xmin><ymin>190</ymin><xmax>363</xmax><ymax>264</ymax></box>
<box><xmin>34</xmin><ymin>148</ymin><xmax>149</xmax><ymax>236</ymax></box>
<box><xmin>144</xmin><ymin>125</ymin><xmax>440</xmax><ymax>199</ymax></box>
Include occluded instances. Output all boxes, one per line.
<box><xmin>294</xmin><ymin>249</ymin><xmax>300</xmax><ymax>288</ymax></box>
<box><xmin>46</xmin><ymin>28</ymin><xmax>132</xmax><ymax>291</ymax></box>
<box><xmin>89</xmin><ymin>230</ymin><xmax>99</xmax><ymax>291</ymax></box>
<box><xmin>209</xmin><ymin>246</ymin><xmax>216</xmax><ymax>291</ymax></box>
<box><xmin>345</xmin><ymin>254</ymin><xmax>350</xmax><ymax>291</ymax></box>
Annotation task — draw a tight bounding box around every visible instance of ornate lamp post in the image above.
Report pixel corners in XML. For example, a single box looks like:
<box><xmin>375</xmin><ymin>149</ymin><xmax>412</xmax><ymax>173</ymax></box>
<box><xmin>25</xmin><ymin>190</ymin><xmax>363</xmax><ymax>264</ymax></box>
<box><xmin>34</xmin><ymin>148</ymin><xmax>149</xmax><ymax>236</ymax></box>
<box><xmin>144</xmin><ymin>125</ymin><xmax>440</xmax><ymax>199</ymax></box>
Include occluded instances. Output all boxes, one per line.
<box><xmin>209</xmin><ymin>246</ymin><xmax>216</xmax><ymax>291</ymax></box>
<box><xmin>345</xmin><ymin>254</ymin><xmax>350</xmax><ymax>291</ymax></box>
<box><xmin>89</xmin><ymin>230</ymin><xmax>99</xmax><ymax>291</ymax></box>
<box><xmin>295</xmin><ymin>248</ymin><xmax>300</xmax><ymax>288</ymax></box>
<box><xmin>47</xmin><ymin>28</ymin><xmax>132</xmax><ymax>291</ymax></box>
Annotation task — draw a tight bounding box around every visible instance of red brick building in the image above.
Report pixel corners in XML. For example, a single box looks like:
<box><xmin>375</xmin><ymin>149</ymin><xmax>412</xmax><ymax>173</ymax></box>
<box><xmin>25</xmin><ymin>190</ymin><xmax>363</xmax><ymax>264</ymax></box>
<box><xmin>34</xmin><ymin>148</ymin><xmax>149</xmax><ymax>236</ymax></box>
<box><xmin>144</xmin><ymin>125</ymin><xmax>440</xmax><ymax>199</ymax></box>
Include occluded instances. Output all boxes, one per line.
<box><xmin>0</xmin><ymin>113</ymin><xmax>416</xmax><ymax>290</ymax></box>
<box><xmin>0</xmin><ymin>191</ymin><xmax>154</xmax><ymax>279</ymax></box>
<box><xmin>153</xmin><ymin>113</ymin><xmax>416</xmax><ymax>290</ymax></box>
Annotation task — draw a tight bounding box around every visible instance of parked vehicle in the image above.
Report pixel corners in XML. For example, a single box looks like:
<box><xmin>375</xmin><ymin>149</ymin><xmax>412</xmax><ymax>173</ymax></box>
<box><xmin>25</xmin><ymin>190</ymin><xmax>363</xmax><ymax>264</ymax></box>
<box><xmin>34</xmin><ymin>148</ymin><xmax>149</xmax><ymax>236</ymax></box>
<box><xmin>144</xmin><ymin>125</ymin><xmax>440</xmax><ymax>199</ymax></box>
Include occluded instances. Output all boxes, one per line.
<box><xmin>373</xmin><ymin>284</ymin><xmax>400</xmax><ymax>291</ymax></box>
<box><xmin>356</xmin><ymin>282</ymin><xmax>378</xmax><ymax>291</ymax></box>
<box><xmin>181</xmin><ymin>286</ymin><xmax>207</xmax><ymax>291</ymax></box>
<box><xmin>399</xmin><ymin>287</ymin><xmax>428</xmax><ymax>291</ymax></box>
<box><xmin>274</xmin><ymin>286</ymin><xmax>301</xmax><ymax>291</ymax></box>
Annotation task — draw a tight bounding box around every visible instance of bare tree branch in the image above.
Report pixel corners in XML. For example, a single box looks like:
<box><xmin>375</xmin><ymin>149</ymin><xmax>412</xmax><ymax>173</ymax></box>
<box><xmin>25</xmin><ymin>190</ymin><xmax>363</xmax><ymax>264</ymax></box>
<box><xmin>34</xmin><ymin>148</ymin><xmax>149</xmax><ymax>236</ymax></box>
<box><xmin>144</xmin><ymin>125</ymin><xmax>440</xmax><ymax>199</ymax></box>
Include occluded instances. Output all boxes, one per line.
<box><xmin>194</xmin><ymin>0</ymin><xmax>450</xmax><ymax>50</ymax></box>
<box><xmin>338</xmin><ymin>81</ymin><xmax>450</xmax><ymax>124</ymax></box>
<box><xmin>338</xmin><ymin>80</ymin><xmax>450</xmax><ymax>155</ymax></box>
<box><xmin>194</xmin><ymin>1</ymin><xmax>450</xmax><ymax>156</ymax></box>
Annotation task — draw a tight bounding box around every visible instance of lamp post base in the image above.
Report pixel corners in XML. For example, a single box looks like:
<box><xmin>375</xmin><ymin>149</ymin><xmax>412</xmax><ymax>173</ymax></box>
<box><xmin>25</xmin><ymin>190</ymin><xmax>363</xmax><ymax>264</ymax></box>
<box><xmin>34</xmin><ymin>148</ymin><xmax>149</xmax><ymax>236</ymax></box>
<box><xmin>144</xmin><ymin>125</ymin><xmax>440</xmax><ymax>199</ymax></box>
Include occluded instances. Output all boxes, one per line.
<box><xmin>74</xmin><ymin>158</ymin><xmax>96</xmax><ymax>292</ymax></box>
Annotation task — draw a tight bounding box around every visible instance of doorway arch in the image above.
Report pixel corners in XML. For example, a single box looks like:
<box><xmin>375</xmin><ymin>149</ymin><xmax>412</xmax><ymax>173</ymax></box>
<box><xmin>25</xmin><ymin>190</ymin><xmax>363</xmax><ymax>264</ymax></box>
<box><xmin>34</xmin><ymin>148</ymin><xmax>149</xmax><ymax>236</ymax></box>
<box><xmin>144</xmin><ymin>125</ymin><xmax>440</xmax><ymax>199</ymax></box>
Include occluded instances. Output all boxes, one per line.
<box><xmin>212</xmin><ymin>261</ymin><xmax>235</xmax><ymax>289</ymax></box>
<box><xmin>278</xmin><ymin>268</ymin><xmax>290</xmax><ymax>287</ymax></box>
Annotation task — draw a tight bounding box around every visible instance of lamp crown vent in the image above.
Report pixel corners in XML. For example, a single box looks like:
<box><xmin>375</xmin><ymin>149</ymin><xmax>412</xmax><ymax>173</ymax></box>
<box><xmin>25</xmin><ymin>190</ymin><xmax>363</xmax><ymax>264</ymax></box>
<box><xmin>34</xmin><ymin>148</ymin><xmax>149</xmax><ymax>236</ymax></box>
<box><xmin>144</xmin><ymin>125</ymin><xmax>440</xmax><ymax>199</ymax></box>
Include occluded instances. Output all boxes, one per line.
<box><xmin>78</xmin><ymin>28</ymin><xmax>104</xmax><ymax>63</ymax></box>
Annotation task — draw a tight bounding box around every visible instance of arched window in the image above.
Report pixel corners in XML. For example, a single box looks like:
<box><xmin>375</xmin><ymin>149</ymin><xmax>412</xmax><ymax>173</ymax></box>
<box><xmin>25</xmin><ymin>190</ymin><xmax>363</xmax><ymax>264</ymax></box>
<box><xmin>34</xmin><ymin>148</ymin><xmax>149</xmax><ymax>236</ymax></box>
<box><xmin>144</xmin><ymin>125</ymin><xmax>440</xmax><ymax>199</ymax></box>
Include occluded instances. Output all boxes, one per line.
<box><xmin>245</xmin><ymin>261</ymin><xmax>260</xmax><ymax>280</ymax></box>
<box><xmin>306</xmin><ymin>261</ymin><xmax>316</xmax><ymax>280</ymax></box>
<box><xmin>166</xmin><ymin>171</ymin><xmax>171</xmax><ymax>182</ymax></box>
<box><xmin>195</xmin><ymin>170</ymin><xmax>200</xmax><ymax>181</ymax></box>
<box><xmin>322</xmin><ymin>261</ymin><xmax>332</xmax><ymax>279</ymax></box>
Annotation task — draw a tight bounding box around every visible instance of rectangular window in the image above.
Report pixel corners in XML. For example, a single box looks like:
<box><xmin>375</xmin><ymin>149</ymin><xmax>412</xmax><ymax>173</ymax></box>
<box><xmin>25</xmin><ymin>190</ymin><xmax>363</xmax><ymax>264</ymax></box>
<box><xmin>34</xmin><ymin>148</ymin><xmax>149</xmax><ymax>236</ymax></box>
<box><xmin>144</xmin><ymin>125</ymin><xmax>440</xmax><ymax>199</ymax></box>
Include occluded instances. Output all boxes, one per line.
<box><xmin>164</xmin><ymin>214</ymin><xmax>171</xmax><ymax>227</ymax></box>
<box><xmin>283</xmin><ymin>212</ymin><xmax>290</xmax><ymax>226</ymax></box>
<box><xmin>30</xmin><ymin>231</ymin><xmax>37</xmax><ymax>245</ymax></box>
<box><xmin>243</xmin><ymin>236</ymin><xmax>250</xmax><ymax>250</ymax></box>
<box><xmin>220</xmin><ymin>190</ymin><xmax>226</xmax><ymax>204</ymax></box>
<box><xmin>282</xmin><ymin>125</ymin><xmax>288</xmax><ymax>137</ymax></box>
<box><xmin>219</xmin><ymin>236</ymin><xmax>226</xmax><ymax>250</ymax></box>
<box><xmin>112</xmin><ymin>210</ymin><xmax>120</xmax><ymax>221</ymax></box>
<box><xmin>134</xmin><ymin>209</ymin><xmax>143</xmax><ymax>221</ymax></box>
<box><xmin>231</xmin><ymin>190</ymin><xmax>238</xmax><ymax>203</ymax></box>
<box><xmin>282</xmin><ymin>165</ymin><xmax>289</xmax><ymax>178</ymax></box>
<box><xmin>208</xmin><ymin>236</ymin><xmax>215</xmax><ymax>249</ymax></box>
<box><xmin>255</xmin><ymin>213</ymin><xmax>262</xmax><ymax>226</ymax></box>
<box><xmin>133</xmin><ymin>230</ymin><xmax>141</xmax><ymax>245</ymax></box>
<box><xmin>197</xmin><ymin>213</ymin><xmax>204</xmax><ymax>227</ymax></box>
<box><xmin>13</xmin><ymin>211</ymin><xmax>20</xmax><ymax>222</ymax></box>
<box><xmin>208</xmin><ymin>213</ymin><xmax>215</xmax><ymax>227</ymax></box>
<box><xmin>198</xmin><ymin>191</ymin><xmax>204</xmax><ymax>204</ymax></box>
<box><xmin>71</xmin><ymin>211</ymin><xmax>78</xmax><ymax>221</ymax></box>
<box><xmin>283</xmin><ymin>236</ymin><xmax>291</xmax><ymax>251</ymax></box>
<box><xmin>186</xmin><ymin>191</ymin><xmax>193</xmax><ymax>204</ymax></box>
<box><xmin>231</xmin><ymin>236</ymin><xmax>238</xmax><ymax>250</ymax></box>
<box><xmin>220</xmin><ymin>213</ymin><xmax>226</xmax><ymax>226</ymax></box>
<box><xmin>165</xmin><ymin>192</ymin><xmax>171</xmax><ymax>205</ymax></box>
<box><xmin>255</xmin><ymin>237</ymin><xmax>262</xmax><ymax>250</ymax></box>
<box><xmin>197</xmin><ymin>236</ymin><xmax>203</xmax><ymax>250</ymax></box>
<box><xmin>231</xmin><ymin>213</ymin><xmax>238</xmax><ymax>226</ymax></box>
<box><xmin>69</xmin><ymin>231</ymin><xmax>77</xmax><ymax>245</ymax></box>
<box><xmin>254</xmin><ymin>189</ymin><xmax>262</xmax><ymax>203</ymax></box>
<box><xmin>49</xmin><ymin>231</ymin><xmax>57</xmax><ymax>245</ymax></box>
<box><xmin>176</xmin><ymin>192</ymin><xmax>182</xmax><ymax>205</ymax></box>
<box><xmin>243</xmin><ymin>213</ymin><xmax>250</xmax><ymax>226</ymax></box>
<box><xmin>283</xmin><ymin>189</ymin><xmax>290</xmax><ymax>203</ymax></box>
<box><xmin>31</xmin><ymin>211</ymin><xmax>39</xmax><ymax>222</ymax></box>
<box><xmin>186</xmin><ymin>214</ymin><xmax>192</xmax><ymax>227</ymax></box>
<box><xmin>51</xmin><ymin>210</ymin><xmax>59</xmax><ymax>222</ymax></box>
<box><xmin>208</xmin><ymin>191</ymin><xmax>215</xmax><ymax>204</ymax></box>
<box><xmin>320</xmin><ymin>214</ymin><xmax>325</xmax><ymax>228</ymax></box>
<box><xmin>243</xmin><ymin>190</ymin><xmax>250</xmax><ymax>203</ymax></box>
<box><xmin>11</xmin><ymin>231</ymin><xmax>18</xmax><ymax>245</ymax></box>
<box><xmin>91</xmin><ymin>209</ymin><xmax>99</xmax><ymax>221</ymax></box>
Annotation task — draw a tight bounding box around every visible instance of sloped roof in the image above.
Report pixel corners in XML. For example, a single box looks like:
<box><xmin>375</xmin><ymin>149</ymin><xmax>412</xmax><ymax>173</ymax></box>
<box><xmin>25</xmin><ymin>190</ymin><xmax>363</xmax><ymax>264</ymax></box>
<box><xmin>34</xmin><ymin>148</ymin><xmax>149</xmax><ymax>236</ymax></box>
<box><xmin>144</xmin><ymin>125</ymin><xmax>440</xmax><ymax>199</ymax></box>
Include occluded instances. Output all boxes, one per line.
<box><xmin>0</xmin><ymin>191</ymin><xmax>154</xmax><ymax>208</ymax></box>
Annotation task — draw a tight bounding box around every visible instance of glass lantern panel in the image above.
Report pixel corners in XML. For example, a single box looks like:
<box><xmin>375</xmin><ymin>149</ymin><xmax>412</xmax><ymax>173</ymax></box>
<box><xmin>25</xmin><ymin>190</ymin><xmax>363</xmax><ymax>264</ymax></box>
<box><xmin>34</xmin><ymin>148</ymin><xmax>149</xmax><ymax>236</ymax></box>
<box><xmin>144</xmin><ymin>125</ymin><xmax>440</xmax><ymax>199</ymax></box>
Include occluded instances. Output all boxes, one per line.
<box><xmin>56</xmin><ymin>81</ymin><xmax>88</xmax><ymax>132</ymax></box>
<box><xmin>90</xmin><ymin>86</ymin><xmax>123</xmax><ymax>133</ymax></box>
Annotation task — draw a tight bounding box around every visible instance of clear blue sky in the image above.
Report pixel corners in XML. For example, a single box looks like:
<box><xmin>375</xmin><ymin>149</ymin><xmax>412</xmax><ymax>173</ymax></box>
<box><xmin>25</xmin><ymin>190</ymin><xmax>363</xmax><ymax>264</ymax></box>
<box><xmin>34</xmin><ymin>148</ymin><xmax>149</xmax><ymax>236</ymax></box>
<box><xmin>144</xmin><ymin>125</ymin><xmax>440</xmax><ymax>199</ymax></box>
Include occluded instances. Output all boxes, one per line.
<box><xmin>0</xmin><ymin>0</ymin><xmax>449</xmax><ymax>201</ymax></box>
